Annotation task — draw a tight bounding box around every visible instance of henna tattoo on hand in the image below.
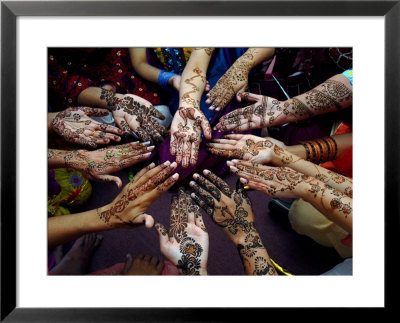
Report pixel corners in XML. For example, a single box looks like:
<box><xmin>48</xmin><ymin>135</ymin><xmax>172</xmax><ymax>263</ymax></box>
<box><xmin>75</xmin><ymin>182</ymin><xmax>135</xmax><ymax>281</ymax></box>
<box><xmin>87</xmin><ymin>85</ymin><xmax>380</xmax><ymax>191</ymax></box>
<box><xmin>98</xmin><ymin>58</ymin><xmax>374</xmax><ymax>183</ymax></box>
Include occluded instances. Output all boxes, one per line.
<box><xmin>208</xmin><ymin>49</ymin><xmax>256</xmax><ymax>110</ymax></box>
<box><xmin>51</xmin><ymin>107</ymin><xmax>116</xmax><ymax>148</ymax></box>
<box><xmin>217</xmin><ymin>77</ymin><xmax>352</xmax><ymax>131</ymax></box>
<box><xmin>177</xmin><ymin>237</ymin><xmax>204</xmax><ymax>275</ymax></box>
<box><xmin>100</xmin><ymin>88</ymin><xmax>119</xmax><ymax>107</ymax></box>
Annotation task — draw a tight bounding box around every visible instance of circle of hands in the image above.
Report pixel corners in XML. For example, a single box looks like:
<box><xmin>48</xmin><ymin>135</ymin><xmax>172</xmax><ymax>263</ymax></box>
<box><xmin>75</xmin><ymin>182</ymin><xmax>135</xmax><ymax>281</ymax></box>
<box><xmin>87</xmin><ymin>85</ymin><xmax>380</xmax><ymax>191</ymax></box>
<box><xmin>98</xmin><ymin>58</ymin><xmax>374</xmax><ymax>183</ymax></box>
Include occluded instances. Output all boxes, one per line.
<box><xmin>52</xmin><ymin>107</ymin><xmax>124</xmax><ymax>148</ymax></box>
<box><xmin>155</xmin><ymin>187</ymin><xmax>209</xmax><ymax>276</ymax></box>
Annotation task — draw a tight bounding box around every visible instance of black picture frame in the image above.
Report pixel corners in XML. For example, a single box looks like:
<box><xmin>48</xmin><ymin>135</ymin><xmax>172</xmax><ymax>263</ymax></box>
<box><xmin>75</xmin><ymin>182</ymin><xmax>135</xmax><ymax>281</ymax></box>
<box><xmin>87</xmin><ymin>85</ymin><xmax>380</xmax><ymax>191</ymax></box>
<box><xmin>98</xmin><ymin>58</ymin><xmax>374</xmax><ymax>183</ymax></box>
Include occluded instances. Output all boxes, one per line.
<box><xmin>1</xmin><ymin>1</ymin><xmax>398</xmax><ymax>321</ymax></box>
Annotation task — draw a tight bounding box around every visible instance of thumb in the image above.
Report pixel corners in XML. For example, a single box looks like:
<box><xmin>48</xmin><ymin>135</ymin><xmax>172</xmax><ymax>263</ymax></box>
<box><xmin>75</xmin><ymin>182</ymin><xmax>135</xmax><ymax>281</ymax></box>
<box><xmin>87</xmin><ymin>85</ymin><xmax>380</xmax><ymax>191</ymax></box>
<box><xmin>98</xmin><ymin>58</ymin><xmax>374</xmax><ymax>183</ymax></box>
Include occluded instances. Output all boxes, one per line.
<box><xmin>136</xmin><ymin>213</ymin><xmax>155</xmax><ymax>228</ymax></box>
<box><xmin>236</xmin><ymin>87</ymin><xmax>247</xmax><ymax>102</ymax></box>
<box><xmin>155</xmin><ymin>222</ymin><xmax>169</xmax><ymax>246</ymax></box>
<box><xmin>201</xmin><ymin>118</ymin><xmax>212</xmax><ymax>140</ymax></box>
<box><xmin>239</xmin><ymin>92</ymin><xmax>260</xmax><ymax>103</ymax></box>
<box><xmin>96</xmin><ymin>174</ymin><xmax>123</xmax><ymax>188</ymax></box>
<box><xmin>122</xmin><ymin>253</ymin><xmax>133</xmax><ymax>275</ymax></box>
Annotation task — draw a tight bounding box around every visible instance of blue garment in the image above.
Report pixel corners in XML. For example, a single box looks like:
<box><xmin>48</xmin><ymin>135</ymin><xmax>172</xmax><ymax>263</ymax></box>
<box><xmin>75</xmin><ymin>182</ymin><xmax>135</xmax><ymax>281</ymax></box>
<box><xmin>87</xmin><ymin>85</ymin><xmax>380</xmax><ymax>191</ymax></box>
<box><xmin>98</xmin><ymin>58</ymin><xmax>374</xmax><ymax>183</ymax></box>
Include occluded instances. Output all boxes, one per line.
<box><xmin>160</xmin><ymin>48</ymin><xmax>248</xmax><ymax>121</ymax></box>
<box><xmin>342</xmin><ymin>68</ymin><xmax>353</xmax><ymax>85</ymax></box>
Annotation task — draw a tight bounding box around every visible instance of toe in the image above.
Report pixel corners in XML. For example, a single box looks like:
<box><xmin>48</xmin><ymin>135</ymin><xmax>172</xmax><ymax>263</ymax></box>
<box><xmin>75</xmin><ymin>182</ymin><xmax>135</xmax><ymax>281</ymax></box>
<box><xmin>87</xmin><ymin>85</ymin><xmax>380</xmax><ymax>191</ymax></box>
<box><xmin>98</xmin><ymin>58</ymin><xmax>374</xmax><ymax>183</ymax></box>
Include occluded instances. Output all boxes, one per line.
<box><xmin>150</xmin><ymin>256</ymin><xmax>159</xmax><ymax>266</ymax></box>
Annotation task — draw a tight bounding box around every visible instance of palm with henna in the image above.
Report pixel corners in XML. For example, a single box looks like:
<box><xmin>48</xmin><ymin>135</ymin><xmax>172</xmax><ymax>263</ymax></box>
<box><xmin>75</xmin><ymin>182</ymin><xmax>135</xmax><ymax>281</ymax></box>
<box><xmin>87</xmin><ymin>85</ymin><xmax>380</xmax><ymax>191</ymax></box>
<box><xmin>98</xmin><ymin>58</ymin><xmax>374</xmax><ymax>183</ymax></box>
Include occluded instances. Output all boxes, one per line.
<box><xmin>206</xmin><ymin>134</ymin><xmax>286</xmax><ymax>164</ymax></box>
<box><xmin>155</xmin><ymin>187</ymin><xmax>209</xmax><ymax>275</ymax></box>
<box><xmin>50</xmin><ymin>107</ymin><xmax>123</xmax><ymax>148</ymax></box>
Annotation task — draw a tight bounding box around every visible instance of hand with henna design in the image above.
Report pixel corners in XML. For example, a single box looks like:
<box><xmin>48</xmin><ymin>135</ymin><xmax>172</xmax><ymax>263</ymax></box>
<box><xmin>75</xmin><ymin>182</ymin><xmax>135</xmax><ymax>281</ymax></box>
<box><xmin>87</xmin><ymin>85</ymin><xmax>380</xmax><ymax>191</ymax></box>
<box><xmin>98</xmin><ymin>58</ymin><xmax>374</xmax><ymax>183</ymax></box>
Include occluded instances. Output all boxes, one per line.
<box><xmin>189</xmin><ymin>169</ymin><xmax>256</xmax><ymax>242</ymax></box>
<box><xmin>189</xmin><ymin>170</ymin><xmax>277</xmax><ymax>275</ymax></box>
<box><xmin>97</xmin><ymin>161</ymin><xmax>179</xmax><ymax>229</ymax></box>
<box><xmin>206</xmin><ymin>48</ymin><xmax>275</xmax><ymax>112</ymax></box>
<box><xmin>50</xmin><ymin>107</ymin><xmax>123</xmax><ymax>148</ymax></box>
<box><xmin>215</xmin><ymin>93</ymin><xmax>288</xmax><ymax>132</ymax></box>
<box><xmin>229</xmin><ymin>160</ymin><xmax>352</xmax><ymax>232</ymax></box>
<box><xmin>155</xmin><ymin>187</ymin><xmax>209</xmax><ymax>275</ymax></box>
<box><xmin>215</xmin><ymin>73</ymin><xmax>352</xmax><ymax>132</ymax></box>
<box><xmin>48</xmin><ymin>161</ymin><xmax>180</xmax><ymax>248</ymax></box>
<box><xmin>102</xmin><ymin>90</ymin><xmax>167</xmax><ymax>143</ymax></box>
<box><xmin>206</xmin><ymin>134</ymin><xmax>287</xmax><ymax>164</ymax></box>
<box><xmin>50</xmin><ymin>142</ymin><xmax>154</xmax><ymax>188</ymax></box>
<box><xmin>170</xmin><ymin>107</ymin><xmax>212</xmax><ymax>168</ymax></box>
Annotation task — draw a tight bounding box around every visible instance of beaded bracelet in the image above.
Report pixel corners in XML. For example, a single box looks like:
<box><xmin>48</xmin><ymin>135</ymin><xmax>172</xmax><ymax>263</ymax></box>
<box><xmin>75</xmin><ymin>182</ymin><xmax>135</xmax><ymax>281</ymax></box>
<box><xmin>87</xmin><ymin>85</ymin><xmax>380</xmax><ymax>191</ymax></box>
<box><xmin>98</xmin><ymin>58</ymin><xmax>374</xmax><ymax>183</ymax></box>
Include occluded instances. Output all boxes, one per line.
<box><xmin>158</xmin><ymin>70</ymin><xmax>177</xmax><ymax>90</ymax></box>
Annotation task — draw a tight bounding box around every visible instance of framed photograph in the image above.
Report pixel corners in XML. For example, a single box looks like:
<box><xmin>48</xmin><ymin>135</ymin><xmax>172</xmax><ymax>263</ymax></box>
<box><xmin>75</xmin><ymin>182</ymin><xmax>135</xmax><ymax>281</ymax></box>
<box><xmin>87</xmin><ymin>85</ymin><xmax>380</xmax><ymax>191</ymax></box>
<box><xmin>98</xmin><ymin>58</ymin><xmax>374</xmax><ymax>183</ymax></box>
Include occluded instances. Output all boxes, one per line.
<box><xmin>1</xmin><ymin>0</ymin><xmax>397</xmax><ymax>321</ymax></box>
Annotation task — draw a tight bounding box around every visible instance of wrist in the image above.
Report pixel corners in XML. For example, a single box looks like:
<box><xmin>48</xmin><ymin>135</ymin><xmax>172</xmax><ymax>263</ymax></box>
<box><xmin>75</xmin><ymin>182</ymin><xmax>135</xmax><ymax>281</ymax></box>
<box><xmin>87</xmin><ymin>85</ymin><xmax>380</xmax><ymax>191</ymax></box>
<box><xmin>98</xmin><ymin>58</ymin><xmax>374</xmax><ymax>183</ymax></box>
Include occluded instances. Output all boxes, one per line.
<box><xmin>287</xmin><ymin>144</ymin><xmax>307</xmax><ymax>159</ymax></box>
<box><xmin>230</xmin><ymin>227</ymin><xmax>258</xmax><ymax>246</ymax></box>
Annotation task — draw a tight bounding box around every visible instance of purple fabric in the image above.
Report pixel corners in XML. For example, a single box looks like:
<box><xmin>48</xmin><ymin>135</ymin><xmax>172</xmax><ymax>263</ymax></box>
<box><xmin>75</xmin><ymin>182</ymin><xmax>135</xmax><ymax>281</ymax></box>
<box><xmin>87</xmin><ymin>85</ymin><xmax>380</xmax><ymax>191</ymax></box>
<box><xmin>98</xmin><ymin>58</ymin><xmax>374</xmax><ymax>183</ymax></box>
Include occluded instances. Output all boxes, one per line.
<box><xmin>48</xmin><ymin>169</ymin><xmax>61</xmax><ymax>197</ymax></box>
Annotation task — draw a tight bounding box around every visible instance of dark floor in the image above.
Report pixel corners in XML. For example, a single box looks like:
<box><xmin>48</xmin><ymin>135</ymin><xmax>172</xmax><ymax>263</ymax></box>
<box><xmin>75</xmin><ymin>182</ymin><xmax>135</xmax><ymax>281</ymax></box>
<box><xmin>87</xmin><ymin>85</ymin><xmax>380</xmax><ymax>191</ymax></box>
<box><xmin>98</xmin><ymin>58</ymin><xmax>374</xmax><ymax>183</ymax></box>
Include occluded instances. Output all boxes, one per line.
<box><xmin>67</xmin><ymin>163</ymin><xmax>343</xmax><ymax>276</ymax></box>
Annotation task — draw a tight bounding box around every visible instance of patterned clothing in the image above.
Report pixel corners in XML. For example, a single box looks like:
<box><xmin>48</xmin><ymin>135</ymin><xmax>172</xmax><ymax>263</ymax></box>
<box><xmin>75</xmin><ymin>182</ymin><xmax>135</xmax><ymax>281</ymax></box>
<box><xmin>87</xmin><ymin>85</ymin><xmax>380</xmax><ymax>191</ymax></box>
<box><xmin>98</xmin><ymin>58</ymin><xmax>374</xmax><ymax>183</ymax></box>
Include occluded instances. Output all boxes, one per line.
<box><xmin>153</xmin><ymin>48</ymin><xmax>193</xmax><ymax>74</ymax></box>
<box><xmin>48</xmin><ymin>48</ymin><xmax>161</xmax><ymax>110</ymax></box>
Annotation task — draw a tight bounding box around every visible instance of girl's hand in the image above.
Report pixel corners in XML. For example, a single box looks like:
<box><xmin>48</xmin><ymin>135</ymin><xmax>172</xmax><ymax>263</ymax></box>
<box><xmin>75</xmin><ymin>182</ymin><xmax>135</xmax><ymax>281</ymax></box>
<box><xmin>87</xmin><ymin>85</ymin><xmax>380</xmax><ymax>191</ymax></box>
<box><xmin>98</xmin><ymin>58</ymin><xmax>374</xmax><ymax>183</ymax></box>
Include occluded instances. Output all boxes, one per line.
<box><xmin>155</xmin><ymin>187</ymin><xmax>209</xmax><ymax>275</ymax></box>
<box><xmin>97</xmin><ymin>161</ymin><xmax>179</xmax><ymax>229</ymax></box>
<box><xmin>51</xmin><ymin>107</ymin><xmax>123</xmax><ymax>148</ymax></box>
<box><xmin>64</xmin><ymin>142</ymin><xmax>154</xmax><ymax>188</ymax></box>
<box><xmin>110</xmin><ymin>93</ymin><xmax>167</xmax><ymax>143</ymax></box>
<box><xmin>206</xmin><ymin>134</ymin><xmax>286</xmax><ymax>165</ymax></box>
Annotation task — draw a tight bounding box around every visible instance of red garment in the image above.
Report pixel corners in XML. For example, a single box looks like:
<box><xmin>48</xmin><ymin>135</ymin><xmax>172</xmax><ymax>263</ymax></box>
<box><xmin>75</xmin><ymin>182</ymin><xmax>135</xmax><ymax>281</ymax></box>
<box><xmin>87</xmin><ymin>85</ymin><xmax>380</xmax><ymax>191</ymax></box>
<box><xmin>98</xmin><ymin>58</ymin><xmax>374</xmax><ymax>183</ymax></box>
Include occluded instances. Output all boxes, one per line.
<box><xmin>48</xmin><ymin>48</ymin><xmax>161</xmax><ymax>109</ymax></box>
<box><xmin>320</xmin><ymin>122</ymin><xmax>353</xmax><ymax>178</ymax></box>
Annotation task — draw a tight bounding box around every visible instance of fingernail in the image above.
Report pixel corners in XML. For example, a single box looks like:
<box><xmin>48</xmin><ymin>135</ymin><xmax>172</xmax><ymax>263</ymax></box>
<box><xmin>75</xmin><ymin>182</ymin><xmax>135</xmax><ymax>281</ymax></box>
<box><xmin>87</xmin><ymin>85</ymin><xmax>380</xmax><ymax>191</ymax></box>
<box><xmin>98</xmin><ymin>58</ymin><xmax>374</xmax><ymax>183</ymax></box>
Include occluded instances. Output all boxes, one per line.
<box><xmin>240</xmin><ymin>177</ymin><xmax>248</xmax><ymax>184</ymax></box>
<box><xmin>144</xmin><ymin>152</ymin><xmax>151</xmax><ymax>156</ymax></box>
<box><xmin>230</xmin><ymin>165</ymin><xmax>238</xmax><ymax>172</ymax></box>
<box><xmin>132</xmin><ymin>141</ymin><xmax>140</xmax><ymax>144</ymax></box>
<box><xmin>172</xmin><ymin>173</ymin><xmax>179</xmax><ymax>179</ymax></box>
<box><xmin>149</xmin><ymin>162</ymin><xmax>155</xmax><ymax>168</ymax></box>
<box><xmin>226</xmin><ymin>161</ymin><xmax>233</xmax><ymax>166</ymax></box>
<box><xmin>143</xmin><ymin>141</ymin><xmax>151</xmax><ymax>146</ymax></box>
<box><xmin>170</xmin><ymin>162</ymin><xmax>177</xmax><ymax>168</ymax></box>
<box><xmin>147</xmin><ymin>146</ymin><xmax>155</xmax><ymax>151</ymax></box>
<box><xmin>193</xmin><ymin>173</ymin><xmax>199</xmax><ymax>179</ymax></box>
<box><xmin>191</xmin><ymin>193</ymin><xmax>196</xmax><ymax>198</ymax></box>
<box><xmin>203</xmin><ymin>169</ymin><xmax>210</xmax><ymax>175</ymax></box>
<box><xmin>189</xmin><ymin>181</ymin><xmax>195</xmax><ymax>186</ymax></box>
<box><xmin>213</xmin><ymin>127</ymin><xmax>217</xmax><ymax>130</ymax></box>
<box><xmin>232</xmin><ymin>159</ymin><xmax>239</xmax><ymax>163</ymax></box>
<box><xmin>164</xmin><ymin>160</ymin><xmax>171</xmax><ymax>166</ymax></box>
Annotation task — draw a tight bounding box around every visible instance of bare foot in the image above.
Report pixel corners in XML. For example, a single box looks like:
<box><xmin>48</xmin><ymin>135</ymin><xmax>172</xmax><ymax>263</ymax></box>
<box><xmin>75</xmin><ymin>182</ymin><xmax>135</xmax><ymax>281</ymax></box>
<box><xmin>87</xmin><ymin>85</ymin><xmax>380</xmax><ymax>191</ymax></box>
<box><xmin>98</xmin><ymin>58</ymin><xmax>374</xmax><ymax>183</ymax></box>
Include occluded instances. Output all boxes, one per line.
<box><xmin>50</xmin><ymin>233</ymin><xmax>103</xmax><ymax>275</ymax></box>
<box><xmin>122</xmin><ymin>254</ymin><xmax>164</xmax><ymax>275</ymax></box>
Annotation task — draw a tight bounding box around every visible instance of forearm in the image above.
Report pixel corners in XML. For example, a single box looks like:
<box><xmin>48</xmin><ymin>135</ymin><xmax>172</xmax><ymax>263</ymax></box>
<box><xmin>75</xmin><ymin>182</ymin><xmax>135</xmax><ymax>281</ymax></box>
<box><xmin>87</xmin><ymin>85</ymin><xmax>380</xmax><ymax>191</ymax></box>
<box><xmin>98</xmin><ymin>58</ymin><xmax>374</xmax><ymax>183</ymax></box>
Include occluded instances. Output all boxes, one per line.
<box><xmin>48</xmin><ymin>205</ymin><xmax>111</xmax><ymax>248</ymax></box>
<box><xmin>287</xmin><ymin>133</ymin><xmax>352</xmax><ymax>161</ymax></box>
<box><xmin>129</xmin><ymin>48</ymin><xmax>160</xmax><ymax>84</ymax></box>
<box><xmin>272</xmin><ymin>74</ymin><xmax>352</xmax><ymax>125</ymax></box>
<box><xmin>273</xmin><ymin>147</ymin><xmax>352</xmax><ymax>197</ymax></box>
<box><xmin>233</xmin><ymin>231</ymin><xmax>277</xmax><ymax>276</ymax></box>
<box><xmin>48</xmin><ymin>149</ymin><xmax>70</xmax><ymax>169</ymax></box>
<box><xmin>77</xmin><ymin>87</ymin><xmax>124</xmax><ymax>110</ymax></box>
<box><xmin>48</xmin><ymin>113</ymin><xmax>57</xmax><ymax>133</ymax></box>
<box><xmin>297</xmin><ymin>180</ymin><xmax>353</xmax><ymax>233</ymax></box>
<box><xmin>242</xmin><ymin>48</ymin><xmax>275</xmax><ymax>69</ymax></box>
<box><xmin>179</xmin><ymin>48</ymin><xmax>213</xmax><ymax>110</ymax></box>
